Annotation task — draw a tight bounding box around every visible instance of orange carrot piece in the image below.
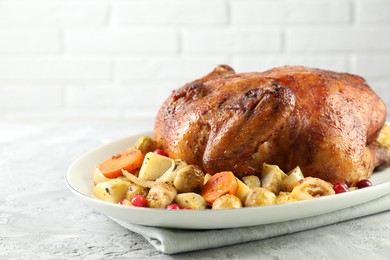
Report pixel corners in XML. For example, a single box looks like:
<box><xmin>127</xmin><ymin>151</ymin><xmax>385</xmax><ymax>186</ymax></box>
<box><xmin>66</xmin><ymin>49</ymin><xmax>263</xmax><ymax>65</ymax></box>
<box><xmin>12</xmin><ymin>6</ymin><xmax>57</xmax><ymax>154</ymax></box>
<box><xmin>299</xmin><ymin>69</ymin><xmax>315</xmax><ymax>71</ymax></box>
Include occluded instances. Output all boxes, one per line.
<box><xmin>200</xmin><ymin>171</ymin><xmax>238</xmax><ymax>204</ymax></box>
<box><xmin>99</xmin><ymin>148</ymin><xmax>144</xmax><ymax>179</ymax></box>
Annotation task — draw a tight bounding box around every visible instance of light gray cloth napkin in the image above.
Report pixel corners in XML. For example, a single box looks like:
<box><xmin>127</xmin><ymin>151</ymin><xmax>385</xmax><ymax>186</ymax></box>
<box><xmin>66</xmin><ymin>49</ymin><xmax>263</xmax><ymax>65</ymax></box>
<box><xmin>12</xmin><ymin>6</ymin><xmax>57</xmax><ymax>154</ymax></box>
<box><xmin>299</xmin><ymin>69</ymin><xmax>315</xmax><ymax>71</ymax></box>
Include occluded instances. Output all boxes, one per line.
<box><xmin>112</xmin><ymin>193</ymin><xmax>390</xmax><ymax>254</ymax></box>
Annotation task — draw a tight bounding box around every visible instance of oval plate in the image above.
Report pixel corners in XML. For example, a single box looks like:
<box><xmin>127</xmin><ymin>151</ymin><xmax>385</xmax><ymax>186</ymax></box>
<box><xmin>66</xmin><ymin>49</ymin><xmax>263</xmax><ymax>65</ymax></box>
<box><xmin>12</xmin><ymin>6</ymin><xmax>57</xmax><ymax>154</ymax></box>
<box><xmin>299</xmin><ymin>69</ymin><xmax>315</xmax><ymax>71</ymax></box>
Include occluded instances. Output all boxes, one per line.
<box><xmin>66</xmin><ymin>131</ymin><xmax>390</xmax><ymax>230</ymax></box>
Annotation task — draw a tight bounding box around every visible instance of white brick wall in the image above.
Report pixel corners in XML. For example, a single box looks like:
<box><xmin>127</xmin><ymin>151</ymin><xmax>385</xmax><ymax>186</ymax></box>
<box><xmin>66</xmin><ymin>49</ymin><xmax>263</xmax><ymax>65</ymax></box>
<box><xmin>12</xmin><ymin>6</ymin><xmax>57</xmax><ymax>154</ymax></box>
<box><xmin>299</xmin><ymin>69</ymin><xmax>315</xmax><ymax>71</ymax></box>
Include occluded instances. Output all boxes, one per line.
<box><xmin>0</xmin><ymin>0</ymin><xmax>389</xmax><ymax>123</ymax></box>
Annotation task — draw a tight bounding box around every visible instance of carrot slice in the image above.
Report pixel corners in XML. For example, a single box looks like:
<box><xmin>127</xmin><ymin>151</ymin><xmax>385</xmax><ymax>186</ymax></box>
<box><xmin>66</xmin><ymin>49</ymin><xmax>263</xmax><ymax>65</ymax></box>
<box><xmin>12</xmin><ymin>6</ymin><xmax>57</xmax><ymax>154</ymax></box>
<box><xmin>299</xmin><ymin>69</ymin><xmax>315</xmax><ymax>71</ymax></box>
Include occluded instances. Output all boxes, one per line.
<box><xmin>200</xmin><ymin>171</ymin><xmax>238</xmax><ymax>204</ymax></box>
<box><xmin>99</xmin><ymin>148</ymin><xmax>144</xmax><ymax>179</ymax></box>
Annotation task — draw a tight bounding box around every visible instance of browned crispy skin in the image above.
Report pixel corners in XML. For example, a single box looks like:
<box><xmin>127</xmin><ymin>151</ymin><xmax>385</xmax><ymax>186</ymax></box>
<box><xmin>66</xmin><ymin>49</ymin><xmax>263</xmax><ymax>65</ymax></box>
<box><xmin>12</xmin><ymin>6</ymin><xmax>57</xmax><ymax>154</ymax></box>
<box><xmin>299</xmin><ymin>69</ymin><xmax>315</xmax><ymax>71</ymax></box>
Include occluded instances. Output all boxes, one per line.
<box><xmin>154</xmin><ymin>65</ymin><xmax>387</xmax><ymax>185</ymax></box>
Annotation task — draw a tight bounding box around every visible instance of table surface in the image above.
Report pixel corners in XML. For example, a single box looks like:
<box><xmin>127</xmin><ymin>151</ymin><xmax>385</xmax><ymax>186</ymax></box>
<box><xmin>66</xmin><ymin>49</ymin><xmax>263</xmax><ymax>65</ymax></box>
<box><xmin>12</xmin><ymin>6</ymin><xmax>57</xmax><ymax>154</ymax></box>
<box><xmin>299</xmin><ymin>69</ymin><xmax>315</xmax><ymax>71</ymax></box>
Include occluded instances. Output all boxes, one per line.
<box><xmin>1</xmin><ymin>120</ymin><xmax>390</xmax><ymax>260</ymax></box>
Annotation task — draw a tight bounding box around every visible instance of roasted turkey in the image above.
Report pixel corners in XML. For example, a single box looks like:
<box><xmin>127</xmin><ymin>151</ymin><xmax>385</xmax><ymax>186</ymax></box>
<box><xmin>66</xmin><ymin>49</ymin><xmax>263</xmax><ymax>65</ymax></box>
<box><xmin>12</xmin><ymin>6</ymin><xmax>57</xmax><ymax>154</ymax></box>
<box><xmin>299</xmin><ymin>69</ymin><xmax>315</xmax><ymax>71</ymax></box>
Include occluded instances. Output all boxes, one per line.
<box><xmin>154</xmin><ymin>65</ymin><xmax>389</xmax><ymax>185</ymax></box>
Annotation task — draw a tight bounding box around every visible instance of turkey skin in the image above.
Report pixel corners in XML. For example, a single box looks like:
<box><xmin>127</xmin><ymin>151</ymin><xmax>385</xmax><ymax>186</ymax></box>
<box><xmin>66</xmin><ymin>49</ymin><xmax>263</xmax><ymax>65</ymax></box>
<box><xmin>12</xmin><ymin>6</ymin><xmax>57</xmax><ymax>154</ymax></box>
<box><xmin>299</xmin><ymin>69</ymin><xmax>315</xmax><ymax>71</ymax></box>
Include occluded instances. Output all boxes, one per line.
<box><xmin>154</xmin><ymin>65</ymin><xmax>388</xmax><ymax>185</ymax></box>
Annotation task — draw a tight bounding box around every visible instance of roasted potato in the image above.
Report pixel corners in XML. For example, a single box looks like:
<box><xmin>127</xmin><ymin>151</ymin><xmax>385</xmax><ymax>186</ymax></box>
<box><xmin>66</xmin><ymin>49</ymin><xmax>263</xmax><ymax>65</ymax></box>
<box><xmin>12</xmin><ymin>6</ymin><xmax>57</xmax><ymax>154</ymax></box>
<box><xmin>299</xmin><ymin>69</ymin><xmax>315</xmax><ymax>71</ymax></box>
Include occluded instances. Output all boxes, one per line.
<box><xmin>138</xmin><ymin>152</ymin><xmax>175</xmax><ymax>181</ymax></box>
<box><xmin>235</xmin><ymin>178</ymin><xmax>251</xmax><ymax>203</ymax></box>
<box><xmin>261</xmin><ymin>163</ymin><xmax>287</xmax><ymax>194</ymax></box>
<box><xmin>281</xmin><ymin>166</ymin><xmax>304</xmax><ymax>192</ymax></box>
<box><xmin>175</xmin><ymin>192</ymin><xmax>207</xmax><ymax>210</ymax></box>
<box><xmin>93</xmin><ymin>178</ymin><xmax>132</xmax><ymax>203</ymax></box>
<box><xmin>212</xmin><ymin>194</ymin><xmax>242</xmax><ymax>210</ymax></box>
<box><xmin>125</xmin><ymin>183</ymin><xmax>149</xmax><ymax>201</ymax></box>
<box><xmin>276</xmin><ymin>192</ymin><xmax>297</xmax><ymax>204</ymax></box>
<box><xmin>173</xmin><ymin>165</ymin><xmax>204</xmax><ymax>193</ymax></box>
<box><xmin>244</xmin><ymin>187</ymin><xmax>276</xmax><ymax>207</ymax></box>
<box><xmin>147</xmin><ymin>182</ymin><xmax>177</xmax><ymax>208</ymax></box>
<box><xmin>242</xmin><ymin>175</ymin><xmax>261</xmax><ymax>189</ymax></box>
<box><xmin>135</xmin><ymin>136</ymin><xmax>157</xmax><ymax>154</ymax></box>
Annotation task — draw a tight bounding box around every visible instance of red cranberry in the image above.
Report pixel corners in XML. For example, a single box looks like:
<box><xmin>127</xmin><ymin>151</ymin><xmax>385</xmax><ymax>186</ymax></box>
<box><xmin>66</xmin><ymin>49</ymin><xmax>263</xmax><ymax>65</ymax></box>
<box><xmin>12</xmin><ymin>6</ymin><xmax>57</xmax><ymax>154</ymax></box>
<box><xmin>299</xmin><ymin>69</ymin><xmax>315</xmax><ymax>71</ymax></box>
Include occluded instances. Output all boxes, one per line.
<box><xmin>333</xmin><ymin>182</ymin><xmax>349</xmax><ymax>194</ymax></box>
<box><xmin>357</xmin><ymin>179</ymin><xmax>372</xmax><ymax>189</ymax></box>
<box><xmin>166</xmin><ymin>204</ymin><xmax>181</xmax><ymax>210</ymax></box>
<box><xmin>154</xmin><ymin>149</ymin><xmax>169</xmax><ymax>157</ymax></box>
<box><xmin>118</xmin><ymin>199</ymin><xmax>125</xmax><ymax>205</ymax></box>
<box><xmin>131</xmin><ymin>195</ymin><xmax>148</xmax><ymax>207</ymax></box>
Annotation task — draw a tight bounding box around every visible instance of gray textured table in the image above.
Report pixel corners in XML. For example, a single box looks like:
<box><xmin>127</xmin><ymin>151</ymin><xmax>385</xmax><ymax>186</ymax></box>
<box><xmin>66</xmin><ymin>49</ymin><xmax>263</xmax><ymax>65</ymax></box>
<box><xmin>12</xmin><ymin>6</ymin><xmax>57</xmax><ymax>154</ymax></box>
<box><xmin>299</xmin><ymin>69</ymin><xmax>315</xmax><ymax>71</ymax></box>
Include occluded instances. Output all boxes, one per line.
<box><xmin>1</xmin><ymin>121</ymin><xmax>390</xmax><ymax>259</ymax></box>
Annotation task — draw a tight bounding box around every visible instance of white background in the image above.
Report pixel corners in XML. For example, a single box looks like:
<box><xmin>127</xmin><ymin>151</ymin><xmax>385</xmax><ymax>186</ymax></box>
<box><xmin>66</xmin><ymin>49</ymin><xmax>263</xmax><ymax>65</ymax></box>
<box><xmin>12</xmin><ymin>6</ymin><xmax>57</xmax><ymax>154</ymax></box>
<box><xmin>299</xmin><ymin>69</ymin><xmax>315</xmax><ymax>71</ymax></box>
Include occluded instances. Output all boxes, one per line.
<box><xmin>0</xmin><ymin>0</ymin><xmax>389</xmax><ymax>123</ymax></box>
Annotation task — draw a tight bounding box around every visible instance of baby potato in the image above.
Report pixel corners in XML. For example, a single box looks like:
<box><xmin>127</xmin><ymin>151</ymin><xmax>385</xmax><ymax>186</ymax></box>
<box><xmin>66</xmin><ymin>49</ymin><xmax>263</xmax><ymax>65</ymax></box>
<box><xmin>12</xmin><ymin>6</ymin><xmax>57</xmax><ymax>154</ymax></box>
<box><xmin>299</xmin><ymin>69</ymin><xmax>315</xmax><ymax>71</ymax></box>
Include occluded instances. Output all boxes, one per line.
<box><xmin>244</xmin><ymin>187</ymin><xmax>276</xmax><ymax>207</ymax></box>
<box><xmin>135</xmin><ymin>136</ymin><xmax>157</xmax><ymax>155</ymax></box>
<box><xmin>173</xmin><ymin>165</ymin><xmax>204</xmax><ymax>193</ymax></box>
<box><xmin>175</xmin><ymin>192</ymin><xmax>207</xmax><ymax>210</ymax></box>
<box><xmin>147</xmin><ymin>182</ymin><xmax>177</xmax><ymax>208</ymax></box>
<box><xmin>93</xmin><ymin>178</ymin><xmax>132</xmax><ymax>203</ymax></box>
<box><xmin>281</xmin><ymin>166</ymin><xmax>304</xmax><ymax>192</ymax></box>
<box><xmin>261</xmin><ymin>163</ymin><xmax>287</xmax><ymax>194</ymax></box>
<box><xmin>242</xmin><ymin>175</ymin><xmax>261</xmax><ymax>189</ymax></box>
<box><xmin>125</xmin><ymin>183</ymin><xmax>149</xmax><ymax>201</ymax></box>
<box><xmin>212</xmin><ymin>194</ymin><xmax>242</xmax><ymax>210</ymax></box>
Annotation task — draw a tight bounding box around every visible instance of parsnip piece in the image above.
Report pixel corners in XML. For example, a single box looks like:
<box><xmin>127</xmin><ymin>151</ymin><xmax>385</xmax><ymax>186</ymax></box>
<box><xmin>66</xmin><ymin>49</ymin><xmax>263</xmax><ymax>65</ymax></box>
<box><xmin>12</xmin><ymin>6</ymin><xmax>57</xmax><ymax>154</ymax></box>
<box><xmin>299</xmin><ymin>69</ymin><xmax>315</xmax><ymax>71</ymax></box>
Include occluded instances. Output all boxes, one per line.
<box><xmin>242</xmin><ymin>175</ymin><xmax>261</xmax><ymax>189</ymax></box>
<box><xmin>261</xmin><ymin>163</ymin><xmax>287</xmax><ymax>194</ymax></box>
<box><xmin>93</xmin><ymin>178</ymin><xmax>131</xmax><ymax>203</ymax></box>
<box><xmin>138</xmin><ymin>152</ymin><xmax>175</xmax><ymax>181</ymax></box>
<box><xmin>281</xmin><ymin>166</ymin><xmax>305</xmax><ymax>192</ymax></box>
<box><xmin>212</xmin><ymin>194</ymin><xmax>242</xmax><ymax>210</ymax></box>
<box><xmin>235</xmin><ymin>178</ymin><xmax>251</xmax><ymax>203</ymax></box>
<box><xmin>244</xmin><ymin>187</ymin><xmax>276</xmax><ymax>207</ymax></box>
<box><xmin>175</xmin><ymin>193</ymin><xmax>207</xmax><ymax>210</ymax></box>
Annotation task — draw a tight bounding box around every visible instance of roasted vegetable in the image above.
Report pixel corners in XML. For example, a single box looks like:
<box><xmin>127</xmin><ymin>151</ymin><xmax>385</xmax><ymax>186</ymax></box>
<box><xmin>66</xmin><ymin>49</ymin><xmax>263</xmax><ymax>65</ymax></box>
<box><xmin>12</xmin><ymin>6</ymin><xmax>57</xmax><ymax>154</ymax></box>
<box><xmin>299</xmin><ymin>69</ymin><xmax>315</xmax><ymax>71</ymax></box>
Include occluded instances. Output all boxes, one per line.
<box><xmin>212</xmin><ymin>194</ymin><xmax>242</xmax><ymax>210</ymax></box>
<box><xmin>261</xmin><ymin>163</ymin><xmax>287</xmax><ymax>194</ymax></box>
<box><xmin>125</xmin><ymin>183</ymin><xmax>149</xmax><ymax>201</ymax></box>
<box><xmin>93</xmin><ymin>167</ymin><xmax>109</xmax><ymax>185</ymax></box>
<box><xmin>290</xmin><ymin>177</ymin><xmax>335</xmax><ymax>200</ymax></box>
<box><xmin>276</xmin><ymin>192</ymin><xmax>296</xmax><ymax>204</ymax></box>
<box><xmin>281</xmin><ymin>166</ymin><xmax>305</xmax><ymax>192</ymax></box>
<box><xmin>138</xmin><ymin>152</ymin><xmax>175</xmax><ymax>181</ymax></box>
<box><xmin>203</xmin><ymin>173</ymin><xmax>212</xmax><ymax>185</ymax></box>
<box><xmin>98</xmin><ymin>147</ymin><xmax>144</xmax><ymax>179</ymax></box>
<box><xmin>135</xmin><ymin>136</ymin><xmax>157</xmax><ymax>154</ymax></box>
<box><xmin>244</xmin><ymin>187</ymin><xmax>276</xmax><ymax>207</ymax></box>
<box><xmin>235</xmin><ymin>178</ymin><xmax>251</xmax><ymax>203</ymax></box>
<box><xmin>93</xmin><ymin>178</ymin><xmax>132</xmax><ymax>203</ymax></box>
<box><xmin>173</xmin><ymin>165</ymin><xmax>204</xmax><ymax>193</ymax></box>
<box><xmin>242</xmin><ymin>175</ymin><xmax>261</xmax><ymax>189</ymax></box>
<box><xmin>200</xmin><ymin>171</ymin><xmax>238</xmax><ymax>204</ymax></box>
<box><xmin>147</xmin><ymin>182</ymin><xmax>177</xmax><ymax>208</ymax></box>
<box><xmin>175</xmin><ymin>192</ymin><xmax>207</xmax><ymax>210</ymax></box>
